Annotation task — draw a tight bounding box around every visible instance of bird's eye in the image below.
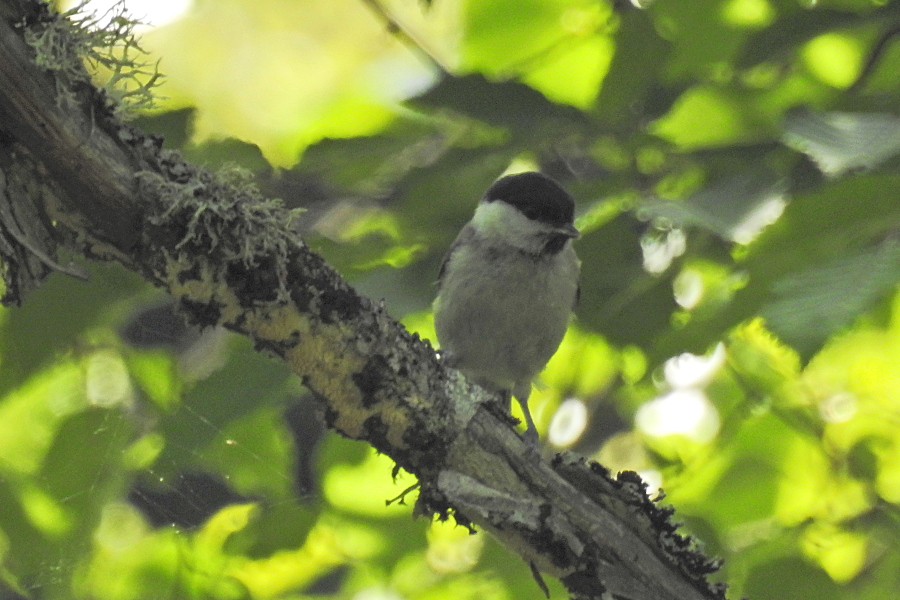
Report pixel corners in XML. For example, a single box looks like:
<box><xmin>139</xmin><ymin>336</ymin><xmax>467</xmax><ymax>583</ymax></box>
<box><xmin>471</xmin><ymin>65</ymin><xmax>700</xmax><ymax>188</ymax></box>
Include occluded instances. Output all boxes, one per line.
<box><xmin>543</xmin><ymin>234</ymin><xmax>568</xmax><ymax>254</ymax></box>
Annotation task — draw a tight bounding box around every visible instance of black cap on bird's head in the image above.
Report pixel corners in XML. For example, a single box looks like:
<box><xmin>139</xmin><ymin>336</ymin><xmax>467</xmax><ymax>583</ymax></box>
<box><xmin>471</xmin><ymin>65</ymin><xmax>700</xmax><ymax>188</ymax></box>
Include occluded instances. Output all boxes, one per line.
<box><xmin>483</xmin><ymin>172</ymin><xmax>575</xmax><ymax>229</ymax></box>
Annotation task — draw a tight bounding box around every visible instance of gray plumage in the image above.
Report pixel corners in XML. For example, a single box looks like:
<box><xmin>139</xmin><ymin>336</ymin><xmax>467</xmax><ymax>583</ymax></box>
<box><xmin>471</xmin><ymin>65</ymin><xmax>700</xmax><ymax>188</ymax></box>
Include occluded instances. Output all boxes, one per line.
<box><xmin>433</xmin><ymin>172</ymin><xmax>581</xmax><ymax>442</ymax></box>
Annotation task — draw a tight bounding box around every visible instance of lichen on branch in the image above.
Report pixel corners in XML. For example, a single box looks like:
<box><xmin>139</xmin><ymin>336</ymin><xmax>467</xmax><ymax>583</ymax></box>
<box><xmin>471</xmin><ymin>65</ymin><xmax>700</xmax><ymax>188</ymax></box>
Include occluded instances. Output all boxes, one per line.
<box><xmin>138</xmin><ymin>163</ymin><xmax>306</xmax><ymax>303</ymax></box>
<box><xmin>22</xmin><ymin>0</ymin><xmax>162</xmax><ymax>115</ymax></box>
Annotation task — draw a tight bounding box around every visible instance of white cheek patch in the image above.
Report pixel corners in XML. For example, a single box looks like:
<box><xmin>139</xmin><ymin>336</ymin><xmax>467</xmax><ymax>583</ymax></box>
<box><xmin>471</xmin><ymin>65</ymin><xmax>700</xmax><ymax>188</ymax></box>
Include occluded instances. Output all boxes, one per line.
<box><xmin>471</xmin><ymin>201</ymin><xmax>546</xmax><ymax>249</ymax></box>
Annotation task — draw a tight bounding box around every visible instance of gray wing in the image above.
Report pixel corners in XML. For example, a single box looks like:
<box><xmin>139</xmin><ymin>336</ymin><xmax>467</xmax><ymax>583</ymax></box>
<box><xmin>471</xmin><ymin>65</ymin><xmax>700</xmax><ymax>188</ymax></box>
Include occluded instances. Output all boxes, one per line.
<box><xmin>437</xmin><ymin>224</ymin><xmax>476</xmax><ymax>288</ymax></box>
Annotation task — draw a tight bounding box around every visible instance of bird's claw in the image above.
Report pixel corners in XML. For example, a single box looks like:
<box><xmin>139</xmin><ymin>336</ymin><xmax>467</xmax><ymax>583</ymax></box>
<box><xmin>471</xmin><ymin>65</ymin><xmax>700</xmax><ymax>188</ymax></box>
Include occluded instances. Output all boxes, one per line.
<box><xmin>521</xmin><ymin>426</ymin><xmax>540</xmax><ymax>452</ymax></box>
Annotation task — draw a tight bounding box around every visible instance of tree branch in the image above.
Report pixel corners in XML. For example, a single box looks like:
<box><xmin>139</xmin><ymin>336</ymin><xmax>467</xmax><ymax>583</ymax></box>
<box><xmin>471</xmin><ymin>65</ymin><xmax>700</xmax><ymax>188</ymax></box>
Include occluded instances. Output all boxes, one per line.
<box><xmin>0</xmin><ymin>3</ymin><xmax>728</xmax><ymax>599</ymax></box>
<box><xmin>0</xmin><ymin>1</ymin><xmax>139</xmax><ymax>250</ymax></box>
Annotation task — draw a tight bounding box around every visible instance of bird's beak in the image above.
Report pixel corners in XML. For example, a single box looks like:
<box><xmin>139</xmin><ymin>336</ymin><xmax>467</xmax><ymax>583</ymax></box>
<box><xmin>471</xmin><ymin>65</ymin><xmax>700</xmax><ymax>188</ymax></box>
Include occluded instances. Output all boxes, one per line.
<box><xmin>558</xmin><ymin>223</ymin><xmax>580</xmax><ymax>239</ymax></box>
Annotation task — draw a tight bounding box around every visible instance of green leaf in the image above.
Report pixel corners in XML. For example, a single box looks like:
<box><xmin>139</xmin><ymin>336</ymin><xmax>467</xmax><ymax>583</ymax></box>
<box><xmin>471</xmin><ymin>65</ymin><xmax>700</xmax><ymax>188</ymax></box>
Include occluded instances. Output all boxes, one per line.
<box><xmin>0</xmin><ymin>263</ymin><xmax>146</xmax><ymax>398</ymax></box>
<box><xmin>286</xmin><ymin>118</ymin><xmax>440</xmax><ymax>194</ymax></box>
<box><xmin>743</xmin><ymin>556</ymin><xmax>843</xmax><ymax>600</ymax></box>
<box><xmin>460</xmin><ymin>0</ymin><xmax>576</xmax><ymax>73</ymax></box>
<box><xmin>322</xmin><ymin>448</ymin><xmax>418</xmax><ymax>518</ymax></box>
<box><xmin>40</xmin><ymin>408</ymin><xmax>135</xmax><ymax>522</ymax></box>
<box><xmin>195</xmin><ymin>406</ymin><xmax>296</xmax><ymax>500</ymax></box>
<box><xmin>391</xmin><ymin>148</ymin><xmax>520</xmax><ymax>258</ymax></box>
<box><xmin>738</xmin><ymin>7</ymin><xmax>875</xmax><ymax>68</ymax></box>
<box><xmin>743</xmin><ymin>173</ymin><xmax>900</xmax><ymax>282</ymax></box>
<box><xmin>762</xmin><ymin>243</ymin><xmax>900</xmax><ymax>360</ymax></box>
<box><xmin>125</xmin><ymin>349</ymin><xmax>181</xmax><ymax>412</ymax></box>
<box><xmin>410</xmin><ymin>74</ymin><xmax>592</xmax><ymax>143</ymax></box>
<box><xmin>7</xmin><ymin>408</ymin><xmax>137</xmax><ymax>598</ymax></box>
<box><xmin>649</xmin><ymin>0</ymin><xmax>760</xmax><ymax>80</ymax></box>
<box><xmin>640</xmin><ymin>168</ymin><xmax>786</xmax><ymax>243</ymax></box>
<box><xmin>782</xmin><ymin>109</ymin><xmax>900</xmax><ymax>177</ymax></box>
<box><xmin>152</xmin><ymin>336</ymin><xmax>293</xmax><ymax>478</ymax></box>
<box><xmin>0</xmin><ymin>477</ymin><xmax>50</xmax><ymax>595</ymax></box>
<box><xmin>652</xmin><ymin>85</ymin><xmax>777</xmax><ymax>149</ymax></box>
<box><xmin>594</xmin><ymin>9</ymin><xmax>677</xmax><ymax>130</ymax></box>
<box><xmin>577</xmin><ymin>213</ymin><xmax>679</xmax><ymax>347</ymax></box>
<box><xmin>0</xmin><ymin>360</ymin><xmax>85</xmax><ymax>475</ymax></box>
<box><xmin>183</xmin><ymin>137</ymin><xmax>271</xmax><ymax>173</ymax></box>
<box><xmin>655</xmin><ymin>173</ymin><xmax>900</xmax><ymax>358</ymax></box>
<box><xmin>131</xmin><ymin>107</ymin><xmax>195</xmax><ymax>149</ymax></box>
<box><xmin>224</xmin><ymin>500</ymin><xmax>318</xmax><ymax>558</ymax></box>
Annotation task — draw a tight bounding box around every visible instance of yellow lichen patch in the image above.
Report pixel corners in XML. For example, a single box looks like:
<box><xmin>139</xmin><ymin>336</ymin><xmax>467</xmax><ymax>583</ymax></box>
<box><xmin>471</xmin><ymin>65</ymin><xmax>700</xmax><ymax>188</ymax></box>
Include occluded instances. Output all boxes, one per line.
<box><xmin>287</xmin><ymin>322</ymin><xmax>365</xmax><ymax>380</ymax></box>
<box><xmin>246</xmin><ymin>304</ymin><xmax>309</xmax><ymax>344</ymax></box>
<box><xmin>331</xmin><ymin>404</ymin><xmax>378</xmax><ymax>440</ymax></box>
<box><xmin>281</xmin><ymin>335</ymin><xmax>413</xmax><ymax>448</ymax></box>
<box><xmin>381</xmin><ymin>400</ymin><xmax>417</xmax><ymax>434</ymax></box>
<box><xmin>163</xmin><ymin>260</ymin><xmax>212</xmax><ymax>299</ymax></box>
<box><xmin>163</xmin><ymin>258</ymin><xmax>245</xmax><ymax>325</ymax></box>
<box><xmin>159</xmin><ymin>252</ymin><xmax>417</xmax><ymax>447</ymax></box>
<box><xmin>218</xmin><ymin>293</ymin><xmax>246</xmax><ymax>325</ymax></box>
<box><xmin>284</xmin><ymin>333</ymin><xmax>360</xmax><ymax>391</ymax></box>
<box><xmin>171</xmin><ymin>277</ymin><xmax>213</xmax><ymax>306</ymax></box>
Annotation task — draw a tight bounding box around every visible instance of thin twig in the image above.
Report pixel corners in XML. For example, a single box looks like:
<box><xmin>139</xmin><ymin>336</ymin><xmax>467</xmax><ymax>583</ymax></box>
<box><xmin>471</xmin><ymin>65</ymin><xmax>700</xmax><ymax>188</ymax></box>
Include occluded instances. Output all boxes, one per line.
<box><xmin>357</xmin><ymin>0</ymin><xmax>450</xmax><ymax>75</ymax></box>
<box><xmin>849</xmin><ymin>24</ymin><xmax>900</xmax><ymax>93</ymax></box>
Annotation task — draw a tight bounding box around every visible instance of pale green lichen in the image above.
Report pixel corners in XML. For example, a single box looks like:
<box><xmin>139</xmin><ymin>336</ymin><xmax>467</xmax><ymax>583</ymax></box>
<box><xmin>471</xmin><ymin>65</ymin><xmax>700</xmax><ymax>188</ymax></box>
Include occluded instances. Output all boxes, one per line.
<box><xmin>139</xmin><ymin>163</ymin><xmax>306</xmax><ymax>300</ymax></box>
<box><xmin>23</xmin><ymin>0</ymin><xmax>163</xmax><ymax>116</ymax></box>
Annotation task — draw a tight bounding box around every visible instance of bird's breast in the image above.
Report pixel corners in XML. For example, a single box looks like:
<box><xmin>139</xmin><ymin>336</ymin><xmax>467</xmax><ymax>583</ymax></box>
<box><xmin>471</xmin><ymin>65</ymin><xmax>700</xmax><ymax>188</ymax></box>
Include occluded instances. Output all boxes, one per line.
<box><xmin>433</xmin><ymin>241</ymin><xmax>580</xmax><ymax>390</ymax></box>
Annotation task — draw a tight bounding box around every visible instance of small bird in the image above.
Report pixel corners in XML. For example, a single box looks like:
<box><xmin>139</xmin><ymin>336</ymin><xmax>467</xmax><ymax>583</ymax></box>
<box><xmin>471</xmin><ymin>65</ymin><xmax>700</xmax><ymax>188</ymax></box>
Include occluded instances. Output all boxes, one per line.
<box><xmin>433</xmin><ymin>171</ymin><xmax>581</xmax><ymax>443</ymax></box>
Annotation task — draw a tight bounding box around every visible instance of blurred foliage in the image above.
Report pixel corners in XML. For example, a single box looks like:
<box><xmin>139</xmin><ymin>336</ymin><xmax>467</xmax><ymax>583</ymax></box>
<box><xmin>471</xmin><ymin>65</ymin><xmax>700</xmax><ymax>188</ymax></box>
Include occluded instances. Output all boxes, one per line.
<box><xmin>5</xmin><ymin>0</ymin><xmax>900</xmax><ymax>598</ymax></box>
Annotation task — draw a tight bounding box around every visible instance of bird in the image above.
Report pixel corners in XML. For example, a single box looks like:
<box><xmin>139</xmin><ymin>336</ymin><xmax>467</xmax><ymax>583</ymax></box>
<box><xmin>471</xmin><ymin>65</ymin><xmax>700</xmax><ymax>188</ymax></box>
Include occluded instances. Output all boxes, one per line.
<box><xmin>433</xmin><ymin>171</ymin><xmax>581</xmax><ymax>444</ymax></box>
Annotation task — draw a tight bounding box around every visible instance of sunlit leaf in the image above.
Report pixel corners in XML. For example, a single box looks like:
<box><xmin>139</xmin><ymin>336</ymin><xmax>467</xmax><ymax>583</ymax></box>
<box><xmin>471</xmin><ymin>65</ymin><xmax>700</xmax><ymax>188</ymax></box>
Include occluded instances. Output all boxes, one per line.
<box><xmin>0</xmin><ymin>361</ymin><xmax>85</xmax><ymax>475</ymax></box>
<box><xmin>521</xmin><ymin>34</ymin><xmax>614</xmax><ymax>108</ymax></box>
<box><xmin>802</xmin><ymin>32</ymin><xmax>864</xmax><ymax>89</ymax></box>
<box><xmin>782</xmin><ymin>109</ymin><xmax>900</xmax><ymax>177</ymax></box>
<box><xmin>640</xmin><ymin>168</ymin><xmax>786</xmax><ymax>243</ymax></box>
<box><xmin>543</xmin><ymin>325</ymin><xmax>617</xmax><ymax>398</ymax></box>
<box><xmin>79</xmin><ymin>503</ymin><xmax>182</xmax><ymax>600</ymax></box>
<box><xmin>776</xmin><ymin>434</ymin><xmax>872</xmax><ymax>526</ymax></box>
<box><xmin>323</xmin><ymin>448</ymin><xmax>417</xmax><ymax>518</ymax></box>
<box><xmin>652</xmin><ymin>85</ymin><xmax>776</xmax><ymax>149</ymax></box>
<box><xmin>142</xmin><ymin>0</ymin><xmax>430</xmax><ymax>165</ymax></box>
<box><xmin>125</xmin><ymin>349</ymin><xmax>180</xmax><ymax>412</ymax></box>
<box><xmin>195</xmin><ymin>503</ymin><xmax>257</xmax><ymax>555</ymax></box>
<box><xmin>460</xmin><ymin>0</ymin><xmax>581</xmax><ymax>74</ymax></box>
<box><xmin>738</xmin><ymin>8</ymin><xmax>870</xmax><ymax>68</ymax></box>
<box><xmin>728</xmin><ymin>319</ymin><xmax>801</xmax><ymax>394</ymax></box>
<box><xmin>801</xmin><ymin>523</ymin><xmax>868</xmax><ymax>584</ymax></box>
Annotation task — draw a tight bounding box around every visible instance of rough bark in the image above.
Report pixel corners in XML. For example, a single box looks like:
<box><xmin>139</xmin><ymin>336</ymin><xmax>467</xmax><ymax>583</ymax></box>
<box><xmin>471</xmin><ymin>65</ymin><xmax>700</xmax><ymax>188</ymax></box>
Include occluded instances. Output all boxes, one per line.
<box><xmin>0</xmin><ymin>3</ymin><xmax>729</xmax><ymax>599</ymax></box>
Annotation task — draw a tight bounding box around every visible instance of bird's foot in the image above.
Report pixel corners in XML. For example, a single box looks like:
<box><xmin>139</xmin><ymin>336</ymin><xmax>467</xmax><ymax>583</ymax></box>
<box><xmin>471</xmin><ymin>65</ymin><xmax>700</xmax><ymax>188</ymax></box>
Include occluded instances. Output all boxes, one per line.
<box><xmin>521</xmin><ymin>426</ymin><xmax>540</xmax><ymax>452</ymax></box>
<box><xmin>515</xmin><ymin>397</ymin><xmax>541</xmax><ymax>455</ymax></box>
